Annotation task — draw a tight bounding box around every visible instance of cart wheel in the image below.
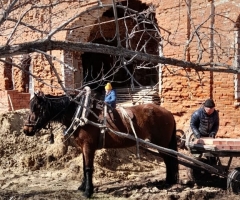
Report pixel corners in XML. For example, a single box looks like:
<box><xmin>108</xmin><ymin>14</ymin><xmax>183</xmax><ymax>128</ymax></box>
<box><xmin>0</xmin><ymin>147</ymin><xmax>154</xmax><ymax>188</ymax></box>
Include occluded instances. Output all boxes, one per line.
<box><xmin>176</xmin><ymin>129</ymin><xmax>186</xmax><ymax>150</ymax></box>
<box><xmin>185</xmin><ymin>131</ymin><xmax>197</xmax><ymax>151</ymax></box>
<box><xmin>187</xmin><ymin>158</ymin><xmax>211</xmax><ymax>183</ymax></box>
<box><xmin>227</xmin><ymin>167</ymin><xmax>240</xmax><ymax>194</ymax></box>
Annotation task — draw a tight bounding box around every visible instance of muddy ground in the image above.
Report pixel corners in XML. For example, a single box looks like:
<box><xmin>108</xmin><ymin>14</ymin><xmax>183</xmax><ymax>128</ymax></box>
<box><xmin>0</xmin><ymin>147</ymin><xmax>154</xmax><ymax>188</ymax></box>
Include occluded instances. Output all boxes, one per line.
<box><xmin>0</xmin><ymin>109</ymin><xmax>240</xmax><ymax>199</ymax></box>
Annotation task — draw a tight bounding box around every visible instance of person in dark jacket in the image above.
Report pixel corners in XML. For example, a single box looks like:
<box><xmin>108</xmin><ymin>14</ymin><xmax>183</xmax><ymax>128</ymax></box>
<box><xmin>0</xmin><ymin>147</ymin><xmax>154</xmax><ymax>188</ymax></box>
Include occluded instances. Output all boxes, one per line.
<box><xmin>104</xmin><ymin>82</ymin><xmax>116</xmax><ymax>108</ymax></box>
<box><xmin>190</xmin><ymin>99</ymin><xmax>219</xmax><ymax>139</ymax></box>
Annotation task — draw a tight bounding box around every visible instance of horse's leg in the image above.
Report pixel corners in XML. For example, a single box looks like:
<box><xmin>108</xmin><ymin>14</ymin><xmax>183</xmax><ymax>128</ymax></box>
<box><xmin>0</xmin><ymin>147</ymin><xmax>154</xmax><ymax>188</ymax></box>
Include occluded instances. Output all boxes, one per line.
<box><xmin>164</xmin><ymin>127</ymin><xmax>179</xmax><ymax>185</ymax></box>
<box><xmin>78</xmin><ymin>154</ymin><xmax>86</xmax><ymax>191</ymax></box>
<box><xmin>163</xmin><ymin>155</ymin><xmax>178</xmax><ymax>184</ymax></box>
<box><xmin>78</xmin><ymin>145</ymin><xmax>95</xmax><ymax>198</ymax></box>
<box><xmin>84</xmin><ymin>167</ymin><xmax>94</xmax><ymax>197</ymax></box>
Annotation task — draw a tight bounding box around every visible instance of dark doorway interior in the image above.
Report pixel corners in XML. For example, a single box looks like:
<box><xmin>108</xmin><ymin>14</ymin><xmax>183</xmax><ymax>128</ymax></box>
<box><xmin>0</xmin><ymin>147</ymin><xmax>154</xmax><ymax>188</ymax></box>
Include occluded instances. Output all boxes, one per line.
<box><xmin>82</xmin><ymin>50</ymin><xmax>158</xmax><ymax>93</ymax></box>
<box><xmin>82</xmin><ymin>0</ymin><xmax>159</xmax><ymax>93</ymax></box>
<box><xmin>21</xmin><ymin>54</ymin><xmax>31</xmax><ymax>93</ymax></box>
<box><xmin>4</xmin><ymin>57</ymin><xmax>13</xmax><ymax>90</ymax></box>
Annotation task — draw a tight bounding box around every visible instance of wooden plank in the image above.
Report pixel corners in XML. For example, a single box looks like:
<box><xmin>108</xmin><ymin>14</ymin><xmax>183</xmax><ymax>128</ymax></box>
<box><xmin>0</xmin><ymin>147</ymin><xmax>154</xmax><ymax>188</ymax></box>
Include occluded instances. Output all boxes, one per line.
<box><xmin>197</xmin><ymin>138</ymin><xmax>240</xmax><ymax>146</ymax></box>
<box><xmin>117</xmin><ymin>95</ymin><xmax>158</xmax><ymax>98</ymax></box>
<box><xmin>196</xmin><ymin>138</ymin><xmax>215</xmax><ymax>145</ymax></box>
<box><xmin>117</xmin><ymin>96</ymin><xmax>160</xmax><ymax>100</ymax></box>
<box><xmin>115</xmin><ymin>86</ymin><xmax>160</xmax><ymax>106</ymax></box>
<box><xmin>116</xmin><ymin>89</ymin><xmax>158</xmax><ymax>96</ymax></box>
<box><xmin>117</xmin><ymin>97</ymin><xmax>160</xmax><ymax>100</ymax></box>
<box><xmin>117</xmin><ymin>97</ymin><xmax>160</xmax><ymax>101</ymax></box>
<box><xmin>115</xmin><ymin>86</ymin><xmax>156</xmax><ymax>91</ymax></box>
<box><xmin>188</xmin><ymin>143</ymin><xmax>217</xmax><ymax>151</ymax></box>
<box><xmin>192</xmin><ymin>138</ymin><xmax>240</xmax><ymax>151</ymax></box>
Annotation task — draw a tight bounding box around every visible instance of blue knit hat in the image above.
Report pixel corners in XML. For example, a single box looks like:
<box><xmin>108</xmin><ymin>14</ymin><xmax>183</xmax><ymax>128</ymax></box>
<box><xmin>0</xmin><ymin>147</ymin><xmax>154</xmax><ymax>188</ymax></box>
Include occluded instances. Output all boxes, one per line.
<box><xmin>204</xmin><ymin>99</ymin><xmax>215</xmax><ymax>108</ymax></box>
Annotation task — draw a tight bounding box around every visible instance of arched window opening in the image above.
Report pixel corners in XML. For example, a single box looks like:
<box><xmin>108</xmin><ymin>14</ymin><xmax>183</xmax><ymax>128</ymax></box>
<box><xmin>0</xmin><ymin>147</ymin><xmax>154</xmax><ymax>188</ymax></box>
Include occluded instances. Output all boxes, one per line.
<box><xmin>21</xmin><ymin>54</ymin><xmax>31</xmax><ymax>93</ymax></box>
<box><xmin>4</xmin><ymin>57</ymin><xmax>13</xmax><ymax>90</ymax></box>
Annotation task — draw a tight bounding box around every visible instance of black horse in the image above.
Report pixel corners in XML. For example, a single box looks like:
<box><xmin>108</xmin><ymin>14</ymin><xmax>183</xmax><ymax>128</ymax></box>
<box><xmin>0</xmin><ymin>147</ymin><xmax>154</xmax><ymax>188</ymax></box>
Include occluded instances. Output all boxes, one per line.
<box><xmin>23</xmin><ymin>88</ymin><xmax>179</xmax><ymax>198</ymax></box>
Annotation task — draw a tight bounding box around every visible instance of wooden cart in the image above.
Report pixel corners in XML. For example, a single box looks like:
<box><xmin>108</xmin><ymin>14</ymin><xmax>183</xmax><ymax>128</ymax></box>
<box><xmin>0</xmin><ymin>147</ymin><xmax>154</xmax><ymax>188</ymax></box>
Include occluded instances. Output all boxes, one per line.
<box><xmin>111</xmin><ymin>129</ymin><xmax>240</xmax><ymax>194</ymax></box>
<box><xmin>184</xmin><ymin>133</ymin><xmax>240</xmax><ymax>194</ymax></box>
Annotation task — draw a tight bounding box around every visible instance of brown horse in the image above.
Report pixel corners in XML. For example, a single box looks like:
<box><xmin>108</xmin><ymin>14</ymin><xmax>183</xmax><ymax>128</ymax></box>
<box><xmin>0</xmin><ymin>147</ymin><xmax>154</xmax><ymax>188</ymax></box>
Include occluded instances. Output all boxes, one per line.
<box><xmin>23</xmin><ymin>89</ymin><xmax>178</xmax><ymax>198</ymax></box>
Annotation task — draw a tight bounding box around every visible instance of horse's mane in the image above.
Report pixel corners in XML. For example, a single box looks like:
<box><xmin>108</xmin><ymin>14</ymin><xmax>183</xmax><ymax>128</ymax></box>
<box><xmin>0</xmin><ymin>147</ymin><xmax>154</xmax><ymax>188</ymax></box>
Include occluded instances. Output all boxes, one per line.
<box><xmin>30</xmin><ymin>94</ymin><xmax>73</xmax><ymax>110</ymax></box>
<box><xmin>30</xmin><ymin>91</ymin><xmax>105</xmax><ymax>125</ymax></box>
<box><xmin>45</xmin><ymin>94</ymin><xmax>72</xmax><ymax>104</ymax></box>
<box><xmin>30</xmin><ymin>94</ymin><xmax>77</xmax><ymax>124</ymax></box>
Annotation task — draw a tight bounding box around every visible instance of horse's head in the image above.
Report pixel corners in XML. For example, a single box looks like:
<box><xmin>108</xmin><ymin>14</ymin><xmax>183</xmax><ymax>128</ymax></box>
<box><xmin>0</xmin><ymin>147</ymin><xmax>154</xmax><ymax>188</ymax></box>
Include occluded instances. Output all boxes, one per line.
<box><xmin>23</xmin><ymin>91</ymin><xmax>50</xmax><ymax>136</ymax></box>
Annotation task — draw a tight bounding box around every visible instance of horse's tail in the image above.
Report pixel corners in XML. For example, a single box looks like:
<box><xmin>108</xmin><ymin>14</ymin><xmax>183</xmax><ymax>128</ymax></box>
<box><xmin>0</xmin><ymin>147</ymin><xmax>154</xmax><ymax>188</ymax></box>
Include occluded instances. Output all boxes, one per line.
<box><xmin>166</xmin><ymin>119</ymin><xmax>179</xmax><ymax>184</ymax></box>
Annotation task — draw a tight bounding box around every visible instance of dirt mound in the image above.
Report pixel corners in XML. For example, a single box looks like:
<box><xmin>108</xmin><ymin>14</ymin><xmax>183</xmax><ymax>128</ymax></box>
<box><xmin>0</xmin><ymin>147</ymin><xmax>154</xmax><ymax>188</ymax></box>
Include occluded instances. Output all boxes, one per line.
<box><xmin>0</xmin><ymin>110</ymin><xmax>240</xmax><ymax>199</ymax></box>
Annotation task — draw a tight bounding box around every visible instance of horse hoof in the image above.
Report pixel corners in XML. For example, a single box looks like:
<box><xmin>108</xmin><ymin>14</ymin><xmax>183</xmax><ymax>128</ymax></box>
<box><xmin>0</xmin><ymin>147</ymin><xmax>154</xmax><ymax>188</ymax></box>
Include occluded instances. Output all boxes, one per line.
<box><xmin>181</xmin><ymin>179</ymin><xmax>194</xmax><ymax>186</ymax></box>
<box><xmin>163</xmin><ymin>183</ymin><xmax>171</xmax><ymax>188</ymax></box>
<box><xmin>78</xmin><ymin>185</ymin><xmax>85</xmax><ymax>192</ymax></box>
<box><xmin>83</xmin><ymin>190</ymin><xmax>93</xmax><ymax>198</ymax></box>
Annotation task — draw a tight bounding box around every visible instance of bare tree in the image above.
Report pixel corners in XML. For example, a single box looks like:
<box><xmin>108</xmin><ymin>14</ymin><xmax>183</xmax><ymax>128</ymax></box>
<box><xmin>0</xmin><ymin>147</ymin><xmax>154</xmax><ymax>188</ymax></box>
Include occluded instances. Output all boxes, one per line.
<box><xmin>0</xmin><ymin>0</ymin><xmax>239</xmax><ymax>94</ymax></box>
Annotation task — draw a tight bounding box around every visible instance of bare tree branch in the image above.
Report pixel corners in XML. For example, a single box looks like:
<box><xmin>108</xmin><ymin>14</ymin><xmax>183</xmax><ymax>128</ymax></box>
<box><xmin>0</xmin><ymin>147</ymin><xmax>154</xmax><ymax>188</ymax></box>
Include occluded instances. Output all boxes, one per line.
<box><xmin>0</xmin><ymin>39</ymin><xmax>238</xmax><ymax>73</ymax></box>
<box><xmin>0</xmin><ymin>0</ymin><xmax>239</xmax><ymax>94</ymax></box>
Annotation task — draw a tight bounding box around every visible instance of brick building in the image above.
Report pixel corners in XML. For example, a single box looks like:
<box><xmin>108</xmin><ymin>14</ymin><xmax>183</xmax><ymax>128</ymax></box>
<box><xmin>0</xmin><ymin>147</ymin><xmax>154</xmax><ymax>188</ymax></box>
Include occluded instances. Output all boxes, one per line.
<box><xmin>0</xmin><ymin>0</ymin><xmax>239</xmax><ymax>137</ymax></box>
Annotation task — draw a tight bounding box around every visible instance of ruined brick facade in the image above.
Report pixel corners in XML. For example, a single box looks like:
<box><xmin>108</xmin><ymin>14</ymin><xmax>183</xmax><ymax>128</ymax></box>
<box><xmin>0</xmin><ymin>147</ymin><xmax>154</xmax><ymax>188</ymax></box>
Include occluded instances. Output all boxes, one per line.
<box><xmin>0</xmin><ymin>0</ymin><xmax>240</xmax><ymax>137</ymax></box>
<box><xmin>155</xmin><ymin>0</ymin><xmax>240</xmax><ymax>138</ymax></box>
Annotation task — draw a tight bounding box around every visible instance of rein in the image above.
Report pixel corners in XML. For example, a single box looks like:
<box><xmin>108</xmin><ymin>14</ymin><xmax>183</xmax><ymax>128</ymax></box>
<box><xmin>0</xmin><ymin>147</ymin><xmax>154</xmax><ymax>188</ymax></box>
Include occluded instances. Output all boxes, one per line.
<box><xmin>48</xmin><ymin>123</ymin><xmax>54</xmax><ymax>144</ymax></box>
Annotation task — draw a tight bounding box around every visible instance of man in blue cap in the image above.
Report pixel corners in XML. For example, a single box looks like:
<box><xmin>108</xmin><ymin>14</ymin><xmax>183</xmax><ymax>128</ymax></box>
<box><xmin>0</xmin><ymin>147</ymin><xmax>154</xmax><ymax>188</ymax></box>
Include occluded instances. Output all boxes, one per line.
<box><xmin>190</xmin><ymin>98</ymin><xmax>219</xmax><ymax>139</ymax></box>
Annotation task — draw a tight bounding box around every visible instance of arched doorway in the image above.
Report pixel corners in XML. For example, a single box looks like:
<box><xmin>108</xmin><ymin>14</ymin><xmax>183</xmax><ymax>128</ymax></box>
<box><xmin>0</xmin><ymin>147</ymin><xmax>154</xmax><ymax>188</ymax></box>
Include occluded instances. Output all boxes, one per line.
<box><xmin>82</xmin><ymin>0</ymin><xmax>160</xmax><ymax>94</ymax></box>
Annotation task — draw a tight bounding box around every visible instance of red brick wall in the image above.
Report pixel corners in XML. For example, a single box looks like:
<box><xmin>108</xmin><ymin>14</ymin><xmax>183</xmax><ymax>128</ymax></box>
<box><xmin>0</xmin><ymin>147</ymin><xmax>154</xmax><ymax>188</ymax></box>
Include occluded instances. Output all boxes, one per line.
<box><xmin>0</xmin><ymin>0</ymin><xmax>239</xmax><ymax>138</ymax></box>
<box><xmin>0</xmin><ymin>90</ymin><xmax>30</xmax><ymax>113</ymax></box>
<box><xmin>151</xmin><ymin>0</ymin><xmax>240</xmax><ymax>138</ymax></box>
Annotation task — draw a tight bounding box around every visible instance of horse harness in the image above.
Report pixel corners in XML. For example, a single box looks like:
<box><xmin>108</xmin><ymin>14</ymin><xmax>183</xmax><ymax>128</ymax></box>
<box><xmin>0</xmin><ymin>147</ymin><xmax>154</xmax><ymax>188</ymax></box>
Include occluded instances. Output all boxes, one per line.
<box><xmin>63</xmin><ymin>86</ymin><xmax>139</xmax><ymax>153</ymax></box>
<box><xmin>63</xmin><ymin>86</ymin><xmax>109</xmax><ymax>148</ymax></box>
<box><xmin>62</xmin><ymin>86</ymin><xmax>92</xmax><ymax>143</ymax></box>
